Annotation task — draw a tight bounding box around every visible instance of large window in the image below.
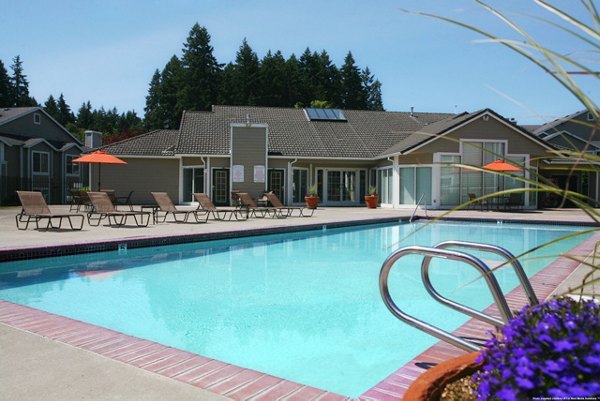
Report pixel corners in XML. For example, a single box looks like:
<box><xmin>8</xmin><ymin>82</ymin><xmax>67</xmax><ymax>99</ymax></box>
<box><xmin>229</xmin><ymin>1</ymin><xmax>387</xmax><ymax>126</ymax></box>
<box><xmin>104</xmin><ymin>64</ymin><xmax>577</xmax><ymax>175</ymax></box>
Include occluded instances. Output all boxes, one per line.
<box><xmin>292</xmin><ymin>168</ymin><xmax>308</xmax><ymax>203</ymax></box>
<box><xmin>183</xmin><ymin>167</ymin><xmax>204</xmax><ymax>202</ymax></box>
<box><xmin>440</xmin><ymin>155</ymin><xmax>461</xmax><ymax>207</ymax></box>
<box><xmin>32</xmin><ymin>151</ymin><xmax>49</xmax><ymax>174</ymax></box>
<box><xmin>461</xmin><ymin>141</ymin><xmax>506</xmax><ymax>202</ymax></box>
<box><xmin>399</xmin><ymin>166</ymin><xmax>432</xmax><ymax>205</ymax></box>
<box><xmin>316</xmin><ymin>168</ymin><xmax>365</xmax><ymax>204</ymax></box>
<box><xmin>377</xmin><ymin>168</ymin><xmax>393</xmax><ymax>204</ymax></box>
<box><xmin>65</xmin><ymin>154</ymin><xmax>79</xmax><ymax>176</ymax></box>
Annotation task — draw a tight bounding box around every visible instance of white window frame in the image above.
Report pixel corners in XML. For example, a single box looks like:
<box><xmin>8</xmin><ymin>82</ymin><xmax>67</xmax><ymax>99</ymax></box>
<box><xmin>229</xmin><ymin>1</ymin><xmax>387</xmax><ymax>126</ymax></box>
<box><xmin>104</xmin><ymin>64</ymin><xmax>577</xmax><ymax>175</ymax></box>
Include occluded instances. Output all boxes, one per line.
<box><xmin>32</xmin><ymin>151</ymin><xmax>50</xmax><ymax>175</ymax></box>
<box><xmin>33</xmin><ymin>113</ymin><xmax>41</xmax><ymax>125</ymax></box>
<box><xmin>397</xmin><ymin>164</ymin><xmax>434</xmax><ymax>207</ymax></box>
<box><xmin>316</xmin><ymin>167</ymin><xmax>366</xmax><ymax>205</ymax></box>
<box><xmin>182</xmin><ymin>165</ymin><xmax>205</xmax><ymax>204</ymax></box>
<box><xmin>291</xmin><ymin>167</ymin><xmax>309</xmax><ymax>204</ymax></box>
<box><xmin>374</xmin><ymin>166</ymin><xmax>394</xmax><ymax>207</ymax></box>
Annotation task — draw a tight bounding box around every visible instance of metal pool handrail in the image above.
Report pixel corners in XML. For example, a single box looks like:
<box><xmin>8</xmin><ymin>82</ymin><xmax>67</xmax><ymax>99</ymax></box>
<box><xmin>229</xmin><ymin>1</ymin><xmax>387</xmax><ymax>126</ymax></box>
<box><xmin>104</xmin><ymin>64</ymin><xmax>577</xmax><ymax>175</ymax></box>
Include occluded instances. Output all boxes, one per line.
<box><xmin>379</xmin><ymin>245</ymin><xmax>513</xmax><ymax>352</ymax></box>
<box><xmin>432</xmin><ymin>240</ymin><xmax>539</xmax><ymax>306</ymax></box>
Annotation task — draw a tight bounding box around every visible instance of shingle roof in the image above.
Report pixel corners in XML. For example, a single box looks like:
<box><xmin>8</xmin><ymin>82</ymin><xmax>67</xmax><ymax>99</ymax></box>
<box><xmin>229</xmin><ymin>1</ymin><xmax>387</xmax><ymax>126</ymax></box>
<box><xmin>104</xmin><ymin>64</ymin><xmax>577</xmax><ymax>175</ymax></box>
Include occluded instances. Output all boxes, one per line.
<box><xmin>177</xmin><ymin>106</ymin><xmax>454</xmax><ymax>158</ymax></box>
<box><xmin>100</xmin><ymin>129</ymin><xmax>179</xmax><ymax>156</ymax></box>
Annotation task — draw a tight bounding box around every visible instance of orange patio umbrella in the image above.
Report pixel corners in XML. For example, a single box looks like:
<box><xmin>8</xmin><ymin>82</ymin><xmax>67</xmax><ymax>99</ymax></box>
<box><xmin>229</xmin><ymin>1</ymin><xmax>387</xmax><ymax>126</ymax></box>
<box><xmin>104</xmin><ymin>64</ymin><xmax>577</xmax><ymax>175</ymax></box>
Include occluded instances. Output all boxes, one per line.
<box><xmin>483</xmin><ymin>159</ymin><xmax>523</xmax><ymax>172</ymax></box>
<box><xmin>483</xmin><ymin>160</ymin><xmax>523</xmax><ymax>192</ymax></box>
<box><xmin>72</xmin><ymin>150</ymin><xmax>127</xmax><ymax>190</ymax></box>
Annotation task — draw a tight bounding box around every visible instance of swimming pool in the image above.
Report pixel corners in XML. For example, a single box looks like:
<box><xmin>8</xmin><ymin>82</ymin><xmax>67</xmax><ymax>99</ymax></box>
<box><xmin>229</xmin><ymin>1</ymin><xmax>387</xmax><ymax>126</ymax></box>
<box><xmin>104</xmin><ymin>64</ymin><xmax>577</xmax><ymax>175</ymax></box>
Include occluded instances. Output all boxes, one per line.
<box><xmin>0</xmin><ymin>221</ymin><xmax>589</xmax><ymax>397</ymax></box>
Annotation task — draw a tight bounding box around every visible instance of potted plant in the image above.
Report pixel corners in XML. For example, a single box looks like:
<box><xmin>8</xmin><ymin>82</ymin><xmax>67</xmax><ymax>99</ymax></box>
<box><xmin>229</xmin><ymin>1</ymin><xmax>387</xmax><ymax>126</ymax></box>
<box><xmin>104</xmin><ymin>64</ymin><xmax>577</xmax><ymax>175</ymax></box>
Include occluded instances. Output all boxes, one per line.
<box><xmin>405</xmin><ymin>297</ymin><xmax>600</xmax><ymax>400</ymax></box>
<box><xmin>365</xmin><ymin>186</ymin><xmax>379</xmax><ymax>209</ymax></box>
<box><xmin>304</xmin><ymin>184</ymin><xmax>319</xmax><ymax>209</ymax></box>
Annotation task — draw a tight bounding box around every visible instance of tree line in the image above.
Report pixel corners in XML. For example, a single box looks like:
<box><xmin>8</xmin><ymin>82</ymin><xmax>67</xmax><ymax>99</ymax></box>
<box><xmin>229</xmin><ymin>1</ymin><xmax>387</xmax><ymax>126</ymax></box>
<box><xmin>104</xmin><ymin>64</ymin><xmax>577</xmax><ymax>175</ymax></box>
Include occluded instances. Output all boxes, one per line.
<box><xmin>1</xmin><ymin>23</ymin><xmax>384</xmax><ymax>144</ymax></box>
<box><xmin>145</xmin><ymin>23</ymin><xmax>383</xmax><ymax>130</ymax></box>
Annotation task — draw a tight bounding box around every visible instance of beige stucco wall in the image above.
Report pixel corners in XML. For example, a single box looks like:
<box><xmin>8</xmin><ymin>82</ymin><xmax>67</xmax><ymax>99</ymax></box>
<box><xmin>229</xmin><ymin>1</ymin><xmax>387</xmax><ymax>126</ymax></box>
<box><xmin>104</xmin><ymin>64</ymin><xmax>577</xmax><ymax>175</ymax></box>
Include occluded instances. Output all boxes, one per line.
<box><xmin>97</xmin><ymin>158</ymin><xmax>179</xmax><ymax>204</ymax></box>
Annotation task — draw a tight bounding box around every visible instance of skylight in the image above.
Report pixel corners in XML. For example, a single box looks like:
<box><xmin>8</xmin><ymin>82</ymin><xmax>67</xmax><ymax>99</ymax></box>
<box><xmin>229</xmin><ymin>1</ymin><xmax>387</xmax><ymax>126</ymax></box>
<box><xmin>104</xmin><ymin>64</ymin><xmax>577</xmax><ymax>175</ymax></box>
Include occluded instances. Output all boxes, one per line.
<box><xmin>305</xmin><ymin>108</ymin><xmax>347</xmax><ymax>121</ymax></box>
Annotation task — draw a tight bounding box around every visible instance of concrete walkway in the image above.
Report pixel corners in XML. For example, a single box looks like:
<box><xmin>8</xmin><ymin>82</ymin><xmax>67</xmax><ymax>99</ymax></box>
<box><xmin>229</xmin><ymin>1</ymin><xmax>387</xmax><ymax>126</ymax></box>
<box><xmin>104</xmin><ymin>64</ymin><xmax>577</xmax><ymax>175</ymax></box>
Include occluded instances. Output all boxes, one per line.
<box><xmin>0</xmin><ymin>205</ymin><xmax>598</xmax><ymax>401</ymax></box>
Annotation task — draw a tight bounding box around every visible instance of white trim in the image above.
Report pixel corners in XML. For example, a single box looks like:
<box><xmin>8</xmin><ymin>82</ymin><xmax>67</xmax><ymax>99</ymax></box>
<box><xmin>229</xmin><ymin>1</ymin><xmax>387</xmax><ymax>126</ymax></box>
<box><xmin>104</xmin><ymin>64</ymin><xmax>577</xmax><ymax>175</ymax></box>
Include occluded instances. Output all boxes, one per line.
<box><xmin>65</xmin><ymin>154</ymin><xmax>80</xmax><ymax>177</ymax></box>
<box><xmin>0</xmin><ymin>107</ymin><xmax>83</xmax><ymax>145</ymax></box>
<box><xmin>33</xmin><ymin>113</ymin><xmax>41</xmax><ymax>125</ymax></box>
<box><xmin>181</xmin><ymin>164</ymin><xmax>205</xmax><ymax>204</ymax></box>
<box><xmin>291</xmin><ymin>166</ymin><xmax>309</xmax><ymax>205</ymax></box>
<box><xmin>315</xmin><ymin>166</ymin><xmax>367</xmax><ymax>205</ymax></box>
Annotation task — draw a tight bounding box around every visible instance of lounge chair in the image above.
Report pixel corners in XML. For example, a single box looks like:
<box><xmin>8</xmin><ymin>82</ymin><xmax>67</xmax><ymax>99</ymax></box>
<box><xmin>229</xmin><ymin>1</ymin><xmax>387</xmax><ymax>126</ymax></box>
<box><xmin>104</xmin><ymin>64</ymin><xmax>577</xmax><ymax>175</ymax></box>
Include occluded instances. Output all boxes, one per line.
<box><xmin>236</xmin><ymin>192</ymin><xmax>287</xmax><ymax>218</ymax></box>
<box><xmin>264</xmin><ymin>191</ymin><xmax>315</xmax><ymax>217</ymax></box>
<box><xmin>87</xmin><ymin>191</ymin><xmax>150</xmax><ymax>227</ymax></box>
<box><xmin>151</xmin><ymin>192</ymin><xmax>209</xmax><ymax>223</ymax></box>
<box><xmin>505</xmin><ymin>193</ymin><xmax>524</xmax><ymax>210</ymax></box>
<box><xmin>16</xmin><ymin>191</ymin><xmax>84</xmax><ymax>230</ymax></box>
<box><xmin>194</xmin><ymin>193</ymin><xmax>248</xmax><ymax>221</ymax></box>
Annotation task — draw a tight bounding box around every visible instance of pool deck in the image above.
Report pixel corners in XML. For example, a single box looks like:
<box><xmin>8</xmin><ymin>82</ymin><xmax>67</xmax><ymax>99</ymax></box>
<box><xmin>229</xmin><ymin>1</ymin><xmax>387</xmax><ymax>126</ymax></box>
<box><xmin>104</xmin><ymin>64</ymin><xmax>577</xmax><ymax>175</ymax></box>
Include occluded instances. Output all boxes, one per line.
<box><xmin>0</xmin><ymin>205</ymin><xmax>598</xmax><ymax>401</ymax></box>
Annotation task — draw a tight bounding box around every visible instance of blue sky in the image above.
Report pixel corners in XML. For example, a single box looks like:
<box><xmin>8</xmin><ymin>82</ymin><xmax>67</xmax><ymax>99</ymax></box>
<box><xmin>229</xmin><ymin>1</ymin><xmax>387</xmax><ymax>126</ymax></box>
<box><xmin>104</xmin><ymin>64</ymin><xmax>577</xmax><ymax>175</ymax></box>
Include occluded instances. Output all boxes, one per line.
<box><xmin>1</xmin><ymin>0</ymin><xmax>597</xmax><ymax>125</ymax></box>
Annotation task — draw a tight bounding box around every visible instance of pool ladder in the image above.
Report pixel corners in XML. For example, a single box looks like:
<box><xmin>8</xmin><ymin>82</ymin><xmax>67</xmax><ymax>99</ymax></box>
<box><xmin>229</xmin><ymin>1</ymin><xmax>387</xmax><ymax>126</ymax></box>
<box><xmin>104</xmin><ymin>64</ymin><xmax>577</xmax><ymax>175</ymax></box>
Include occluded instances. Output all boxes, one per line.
<box><xmin>379</xmin><ymin>240</ymin><xmax>539</xmax><ymax>352</ymax></box>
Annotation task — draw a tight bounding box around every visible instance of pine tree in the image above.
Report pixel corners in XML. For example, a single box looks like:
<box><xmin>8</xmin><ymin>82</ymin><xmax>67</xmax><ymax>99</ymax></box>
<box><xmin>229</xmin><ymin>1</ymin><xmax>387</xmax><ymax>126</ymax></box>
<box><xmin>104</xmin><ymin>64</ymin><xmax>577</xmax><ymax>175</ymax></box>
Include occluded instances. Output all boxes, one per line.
<box><xmin>259</xmin><ymin>50</ymin><xmax>287</xmax><ymax>107</ymax></box>
<box><xmin>144</xmin><ymin>69</ymin><xmax>162</xmax><ymax>130</ymax></box>
<box><xmin>9</xmin><ymin>55</ymin><xmax>36</xmax><ymax>107</ymax></box>
<box><xmin>0</xmin><ymin>60</ymin><xmax>11</xmax><ymax>106</ymax></box>
<box><xmin>317</xmin><ymin>50</ymin><xmax>342</xmax><ymax>107</ymax></box>
<box><xmin>43</xmin><ymin>95</ymin><xmax>60</xmax><ymax>121</ymax></box>
<box><xmin>362</xmin><ymin>67</ymin><xmax>384</xmax><ymax>111</ymax></box>
<box><xmin>340</xmin><ymin>52</ymin><xmax>367</xmax><ymax>110</ymax></box>
<box><xmin>218</xmin><ymin>63</ymin><xmax>237</xmax><ymax>105</ymax></box>
<box><xmin>159</xmin><ymin>55</ymin><xmax>184</xmax><ymax>129</ymax></box>
<box><xmin>284</xmin><ymin>54</ymin><xmax>303</xmax><ymax>107</ymax></box>
<box><xmin>232</xmin><ymin>38</ymin><xmax>260</xmax><ymax>105</ymax></box>
<box><xmin>178</xmin><ymin>23</ymin><xmax>222</xmax><ymax>112</ymax></box>
<box><xmin>57</xmin><ymin>93</ymin><xmax>74</xmax><ymax>125</ymax></box>
<box><xmin>77</xmin><ymin>101</ymin><xmax>93</xmax><ymax>129</ymax></box>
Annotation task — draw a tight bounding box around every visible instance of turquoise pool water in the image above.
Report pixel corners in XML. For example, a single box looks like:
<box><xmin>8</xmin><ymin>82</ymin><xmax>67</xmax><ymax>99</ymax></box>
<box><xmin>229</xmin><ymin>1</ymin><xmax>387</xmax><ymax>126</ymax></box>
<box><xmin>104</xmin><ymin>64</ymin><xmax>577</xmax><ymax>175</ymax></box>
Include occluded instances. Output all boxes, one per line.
<box><xmin>0</xmin><ymin>221</ymin><xmax>589</xmax><ymax>397</ymax></box>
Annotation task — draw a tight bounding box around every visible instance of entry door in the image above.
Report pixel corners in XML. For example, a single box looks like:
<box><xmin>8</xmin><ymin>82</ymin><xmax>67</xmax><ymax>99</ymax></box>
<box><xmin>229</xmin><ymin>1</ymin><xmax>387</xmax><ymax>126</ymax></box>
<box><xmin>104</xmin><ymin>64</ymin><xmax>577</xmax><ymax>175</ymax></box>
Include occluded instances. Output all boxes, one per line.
<box><xmin>267</xmin><ymin>169</ymin><xmax>285</xmax><ymax>202</ymax></box>
<box><xmin>212</xmin><ymin>169</ymin><xmax>230</xmax><ymax>206</ymax></box>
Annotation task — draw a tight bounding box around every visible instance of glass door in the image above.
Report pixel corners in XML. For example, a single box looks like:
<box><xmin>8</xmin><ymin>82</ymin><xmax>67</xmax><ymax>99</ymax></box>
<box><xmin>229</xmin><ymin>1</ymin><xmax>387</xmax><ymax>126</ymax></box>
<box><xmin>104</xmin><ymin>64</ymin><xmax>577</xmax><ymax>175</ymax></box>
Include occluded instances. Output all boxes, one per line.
<box><xmin>267</xmin><ymin>169</ymin><xmax>285</xmax><ymax>202</ymax></box>
<box><xmin>212</xmin><ymin>169</ymin><xmax>230</xmax><ymax>206</ymax></box>
<box><xmin>183</xmin><ymin>167</ymin><xmax>204</xmax><ymax>202</ymax></box>
<box><xmin>292</xmin><ymin>168</ymin><xmax>308</xmax><ymax>203</ymax></box>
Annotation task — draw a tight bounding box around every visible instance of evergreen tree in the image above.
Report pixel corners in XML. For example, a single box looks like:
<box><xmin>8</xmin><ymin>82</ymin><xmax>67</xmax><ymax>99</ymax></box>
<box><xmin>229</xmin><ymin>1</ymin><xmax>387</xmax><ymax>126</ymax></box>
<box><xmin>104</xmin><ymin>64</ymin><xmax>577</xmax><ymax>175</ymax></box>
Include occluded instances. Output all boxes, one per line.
<box><xmin>218</xmin><ymin>62</ymin><xmax>237</xmax><ymax>105</ymax></box>
<box><xmin>340</xmin><ymin>52</ymin><xmax>367</xmax><ymax>110</ymax></box>
<box><xmin>232</xmin><ymin>39</ymin><xmax>261</xmax><ymax>105</ymax></box>
<box><xmin>298</xmin><ymin>48</ymin><xmax>321</xmax><ymax>106</ymax></box>
<box><xmin>0</xmin><ymin>60</ymin><xmax>11</xmax><ymax>106</ymax></box>
<box><xmin>178</xmin><ymin>23</ymin><xmax>222</xmax><ymax>112</ymax></box>
<box><xmin>57</xmin><ymin>93</ymin><xmax>74</xmax><ymax>125</ymax></box>
<box><xmin>77</xmin><ymin>101</ymin><xmax>93</xmax><ymax>129</ymax></box>
<box><xmin>284</xmin><ymin>54</ymin><xmax>303</xmax><ymax>107</ymax></box>
<box><xmin>43</xmin><ymin>95</ymin><xmax>60</xmax><ymax>121</ymax></box>
<box><xmin>361</xmin><ymin>67</ymin><xmax>384</xmax><ymax>111</ymax></box>
<box><xmin>9</xmin><ymin>55</ymin><xmax>36</xmax><ymax>106</ymax></box>
<box><xmin>259</xmin><ymin>50</ymin><xmax>287</xmax><ymax>107</ymax></box>
<box><xmin>144</xmin><ymin>69</ymin><xmax>162</xmax><ymax>130</ymax></box>
<box><xmin>317</xmin><ymin>50</ymin><xmax>342</xmax><ymax>107</ymax></box>
<box><xmin>158</xmin><ymin>55</ymin><xmax>184</xmax><ymax>129</ymax></box>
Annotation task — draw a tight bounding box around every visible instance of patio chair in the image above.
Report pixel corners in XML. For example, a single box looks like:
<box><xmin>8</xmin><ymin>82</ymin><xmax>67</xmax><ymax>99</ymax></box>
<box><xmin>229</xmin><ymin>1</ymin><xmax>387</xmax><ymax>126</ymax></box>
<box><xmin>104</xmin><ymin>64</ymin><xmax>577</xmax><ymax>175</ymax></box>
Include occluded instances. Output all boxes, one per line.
<box><xmin>87</xmin><ymin>191</ymin><xmax>150</xmax><ymax>227</ymax></box>
<box><xmin>100</xmin><ymin>189</ymin><xmax>134</xmax><ymax>211</ymax></box>
<box><xmin>468</xmin><ymin>193</ymin><xmax>487</xmax><ymax>210</ymax></box>
<box><xmin>151</xmin><ymin>192</ymin><xmax>209</xmax><ymax>223</ymax></box>
<box><xmin>194</xmin><ymin>193</ymin><xmax>248</xmax><ymax>221</ymax></box>
<box><xmin>505</xmin><ymin>193</ymin><xmax>524</xmax><ymax>210</ymax></box>
<box><xmin>16</xmin><ymin>191</ymin><xmax>84</xmax><ymax>230</ymax></box>
<box><xmin>264</xmin><ymin>191</ymin><xmax>315</xmax><ymax>217</ymax></box>
<box><xmin>236</xmin><ymin>192</ymin><xmax>287</xmax><ymax>219</ymax></box>
<box><xmin>69</xmin><ymin>189</ymin><xmax>91</xmax><ymax>212</ymax></box>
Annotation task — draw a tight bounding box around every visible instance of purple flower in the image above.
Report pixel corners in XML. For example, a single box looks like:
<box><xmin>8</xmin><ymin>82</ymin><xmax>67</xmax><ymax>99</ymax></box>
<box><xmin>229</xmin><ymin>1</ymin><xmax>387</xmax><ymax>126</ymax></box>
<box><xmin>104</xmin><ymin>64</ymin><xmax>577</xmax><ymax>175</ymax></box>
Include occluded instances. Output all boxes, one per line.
<box><xmin>475</xmin><ymin>297</ymin><xmax>600</xmax><ymax>401</ymax></box>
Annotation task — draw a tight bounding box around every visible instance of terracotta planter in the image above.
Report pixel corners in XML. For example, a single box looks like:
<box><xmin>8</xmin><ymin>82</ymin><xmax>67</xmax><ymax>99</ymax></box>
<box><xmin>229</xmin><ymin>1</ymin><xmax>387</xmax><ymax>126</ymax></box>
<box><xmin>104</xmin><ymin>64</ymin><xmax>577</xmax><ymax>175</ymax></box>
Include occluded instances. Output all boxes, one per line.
<box><xmin>404</xmin><ymin>352</ymin><xmax>481</xmax><ymax>401</ymax></box>
<box><xmin>364</xmin><ymin>195</ymin><xmax>379</xmax><ymax>209</ymax></box>
<box><xmin>304</xmin><ymin>195</ymin><xmax>319</xmax><ymax>209</ymax></box>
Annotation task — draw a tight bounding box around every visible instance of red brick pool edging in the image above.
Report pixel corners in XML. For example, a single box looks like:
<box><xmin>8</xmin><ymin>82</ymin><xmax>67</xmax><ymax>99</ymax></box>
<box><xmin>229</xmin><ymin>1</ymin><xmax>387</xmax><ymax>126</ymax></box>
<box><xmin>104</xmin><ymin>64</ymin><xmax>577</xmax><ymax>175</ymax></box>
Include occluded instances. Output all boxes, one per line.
<box><xmin>1</xmin><ymin>231</ymin><xmax>598</xmax><ymax>401</ymax></box>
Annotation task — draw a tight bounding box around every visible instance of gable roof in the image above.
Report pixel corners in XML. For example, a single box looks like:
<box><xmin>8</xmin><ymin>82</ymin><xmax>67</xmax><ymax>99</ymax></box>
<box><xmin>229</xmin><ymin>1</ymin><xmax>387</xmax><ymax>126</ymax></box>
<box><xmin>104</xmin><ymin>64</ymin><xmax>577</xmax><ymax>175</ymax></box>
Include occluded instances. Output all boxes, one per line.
<box><xmin>532</xmin><ymin>110</ymin><xmax>589</xmax><ymax>135</ymax></box>
<box><xmin>100</xmin><ymin>129</ymin><xmax>180</xmax><ymax>156</ymax></box>
<box><xmin>380</xmin><ymin>109</ymin><xmax>556</xmax><ymax>156</ymax></box>
<box><xmin>0</xmin><ymin>106</ymin><xmax>83</xmax><ymax>145</ymax></box>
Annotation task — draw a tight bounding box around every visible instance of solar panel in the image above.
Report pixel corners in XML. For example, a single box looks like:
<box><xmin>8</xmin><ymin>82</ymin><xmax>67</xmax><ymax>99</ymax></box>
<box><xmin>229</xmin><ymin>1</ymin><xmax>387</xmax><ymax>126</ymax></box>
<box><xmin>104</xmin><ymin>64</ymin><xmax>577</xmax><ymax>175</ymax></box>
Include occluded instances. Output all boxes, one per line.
<box><xmin>305</xmin><ymin>108</ymin><xmax>347</xmax><ymax>121</ymax></box>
